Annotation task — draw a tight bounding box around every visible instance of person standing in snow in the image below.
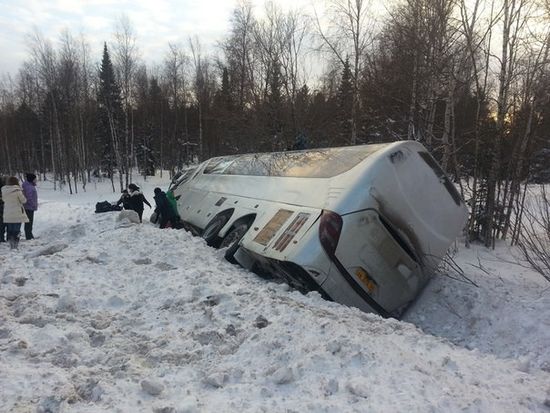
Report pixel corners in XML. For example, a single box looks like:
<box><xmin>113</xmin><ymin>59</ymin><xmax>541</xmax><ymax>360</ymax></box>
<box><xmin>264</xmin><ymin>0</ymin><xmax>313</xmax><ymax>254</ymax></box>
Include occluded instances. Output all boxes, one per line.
<box><xmin>0</xmin><ymin>176</ymin><xmax>6</xmax><ymax>242</ymax></box>
<box><xmin>115</xmin><ymin>189</ymin><xmax>131</xmax><ymax>210</ymax></box>
<box><xmin>127</xmin><ymin>183</ymin><xmax>151</xmax><ymax>223</ymax></box>
<box><xmin>22</xmin><ymin>173</ymin><xmax>38</xmax><ymax>240</ymax></box>
<box><xmin>1</xmin><ymin>176</ymin><xmax>29</xmax><ymax>249</ymax></box>
<box><xmin>153</xmin><ymin>187</ymin><xmax>178</xmax><ymax>229</ymax></box>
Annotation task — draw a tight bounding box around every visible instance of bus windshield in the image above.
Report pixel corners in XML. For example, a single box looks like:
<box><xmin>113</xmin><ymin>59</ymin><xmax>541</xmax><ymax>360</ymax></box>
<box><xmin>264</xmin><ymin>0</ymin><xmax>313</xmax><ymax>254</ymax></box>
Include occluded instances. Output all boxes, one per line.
<box><xmin>203</xmin><ymin>144</ymin><xmax>386</xmax><ymax>178</ymax></box>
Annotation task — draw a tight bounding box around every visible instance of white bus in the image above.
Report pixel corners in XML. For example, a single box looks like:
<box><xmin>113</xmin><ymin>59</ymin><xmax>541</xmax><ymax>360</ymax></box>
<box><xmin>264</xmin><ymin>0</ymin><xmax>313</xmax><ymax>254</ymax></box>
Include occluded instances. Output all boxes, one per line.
<box><xmin>170</xmin><ymin>141</ymin><xmax>468</xmax><ymax>317</ymax></box>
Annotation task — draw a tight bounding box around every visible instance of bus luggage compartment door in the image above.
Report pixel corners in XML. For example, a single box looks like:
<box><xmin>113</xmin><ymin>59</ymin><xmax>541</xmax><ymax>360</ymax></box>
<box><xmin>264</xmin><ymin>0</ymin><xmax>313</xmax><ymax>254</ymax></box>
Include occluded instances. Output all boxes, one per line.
<box><xmin>333</xmin><ymin>209</ymin><xmax>423</xmax><ymax>314</ymax></box>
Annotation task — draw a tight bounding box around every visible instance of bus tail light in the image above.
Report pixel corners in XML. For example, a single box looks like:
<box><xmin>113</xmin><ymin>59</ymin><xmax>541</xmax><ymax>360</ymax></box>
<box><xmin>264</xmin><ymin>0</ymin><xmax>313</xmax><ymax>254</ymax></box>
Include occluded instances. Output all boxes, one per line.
<box><xmin>319</xmin><ymin>210</ymin><xmax>343</xmax><ymax>257</ymax></box>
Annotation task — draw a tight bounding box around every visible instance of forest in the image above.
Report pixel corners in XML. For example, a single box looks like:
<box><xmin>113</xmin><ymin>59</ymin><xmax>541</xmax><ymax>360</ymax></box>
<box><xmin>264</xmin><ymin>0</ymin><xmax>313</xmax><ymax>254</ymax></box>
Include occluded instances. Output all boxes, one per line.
<box><xmin>0</xmin><ymin>0</ymin><xmax>549</xmax><ymax>253</ymax></box>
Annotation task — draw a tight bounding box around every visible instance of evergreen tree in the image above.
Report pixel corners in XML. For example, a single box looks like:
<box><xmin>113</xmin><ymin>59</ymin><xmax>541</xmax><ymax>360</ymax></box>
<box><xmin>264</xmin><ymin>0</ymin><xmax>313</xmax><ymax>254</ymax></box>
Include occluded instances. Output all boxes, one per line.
<box><xmin>267</xmin><ymin>62</ymin><xmax>283</xmax><ymax>149</ymax></box>
<box><xmin>213</xmin><ymin>67</ymin><xmax>236</xmax><ymax>155</ymax></box>
<box><xmin>97</xmin><ymin>43</ymin><xmax>123</xmax><ymax>186</ymax></box>
<box><xmin>220</xmin><ymin>67</ymin><xmax>233</xmax><ymax>111</ymax></box>
<box><xmin>337</xmin><ymin>58</ymin><xmax>353</xmax><ymax>145</ymax></box>
<box><xmin>143</xmin><ymin>76</ymin><xmax>162</xmax><ymax>175</ymax></box>
<box><xmin>137</xmin><ymin>122</ymin><xmax>156</xmax><ymax>177</ymax></box>
<box><xmin>295</xmin><ymin>84</ymin><xmax>310</xmax><ymax>134</ymax></box>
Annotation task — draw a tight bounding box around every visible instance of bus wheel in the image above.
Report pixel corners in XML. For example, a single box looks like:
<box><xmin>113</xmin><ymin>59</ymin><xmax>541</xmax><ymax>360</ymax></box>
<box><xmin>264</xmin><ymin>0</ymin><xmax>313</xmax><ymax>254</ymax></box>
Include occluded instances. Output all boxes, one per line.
<box><xmin>220</xmin><ymin>223</ymin><xmax>249</xmax><ymax>264</ymax></box>
<box><xmin>202</xmin><ymin>215</ymin><xmax>228</xmax><ymax>246</ymax></box>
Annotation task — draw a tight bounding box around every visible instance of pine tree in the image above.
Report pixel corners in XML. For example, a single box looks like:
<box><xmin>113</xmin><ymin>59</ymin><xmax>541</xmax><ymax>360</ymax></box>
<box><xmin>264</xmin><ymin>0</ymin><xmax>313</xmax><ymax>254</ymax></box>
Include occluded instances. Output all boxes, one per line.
<box><xmin>220</xmin><ymin>67</ymin><xmax>233</xmax><ymax>111</ymax></box>
<box><xmin>143</xmin><ymin>76</ymin><xmax>162</xmax><ymax>175</ymax></box>
<box><xmin>295</xmin><ymin>84</ymin><xmax>310</xmax><ymax>135</ymax></box>
<box><xmin>337</xmin><ymin>58</ymin><xmax>353</xmax><ymax>145</ymax></box>
<box><xmin>212</xmin><ymin>67</ymin><xmax>236</xmax><ymax>154</ymax></box>
<box><xmin>267</xmin><ymin>62</ymin><xmax>283</xmax><ymax>149</ymax></box>
<box><xmin>97</xmin><ymin>43</ymin><xmax>124</xmax><ymax>189</ymax></box>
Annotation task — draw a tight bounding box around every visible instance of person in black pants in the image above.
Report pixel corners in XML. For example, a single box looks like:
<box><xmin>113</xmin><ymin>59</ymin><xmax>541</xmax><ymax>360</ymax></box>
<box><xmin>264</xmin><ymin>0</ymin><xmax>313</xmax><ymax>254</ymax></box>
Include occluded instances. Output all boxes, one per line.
<box><xmin>127</xmin><ymin>183</ymin><xmax>151</xmax><ymax>223</ymax></box>
<box><xmin>0</xmin><ymin>176</ymin><xmax>6</xmax><ymax>242</ymax></box>
<box><xmin>22</xmin><ymin>173</ymin><xmax>38</xmax><ymax>240</ymax></box>
<box><xmin>153</xmin><ymin>187</ymin><xmax>178</xmax><ymax>229</ymax></box>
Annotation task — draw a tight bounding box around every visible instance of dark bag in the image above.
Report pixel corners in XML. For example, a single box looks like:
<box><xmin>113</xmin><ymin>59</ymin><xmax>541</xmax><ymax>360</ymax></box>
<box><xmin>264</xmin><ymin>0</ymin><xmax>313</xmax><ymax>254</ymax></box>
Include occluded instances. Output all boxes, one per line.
<box><xmin>95</xmin><ymin>201</ymin><xmax>122</xmax><ymax>213</ymax></box>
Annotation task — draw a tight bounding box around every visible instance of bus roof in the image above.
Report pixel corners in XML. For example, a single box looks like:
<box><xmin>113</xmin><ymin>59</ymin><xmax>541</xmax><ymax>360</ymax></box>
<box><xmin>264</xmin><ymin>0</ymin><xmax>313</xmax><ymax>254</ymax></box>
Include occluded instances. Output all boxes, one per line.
<box><xmin>203</xmin><ymin>143</ymin><xmax>390</xmax><ymax>178</ymax></box>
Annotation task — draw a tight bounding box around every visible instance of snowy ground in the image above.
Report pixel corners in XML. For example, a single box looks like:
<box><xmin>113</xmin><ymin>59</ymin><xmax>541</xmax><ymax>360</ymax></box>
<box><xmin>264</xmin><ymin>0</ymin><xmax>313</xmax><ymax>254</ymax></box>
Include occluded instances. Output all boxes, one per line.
<box><xmin>1</xmin><ymin>176</ymin><xmax>549</xmax><ymax>413</ymax></box>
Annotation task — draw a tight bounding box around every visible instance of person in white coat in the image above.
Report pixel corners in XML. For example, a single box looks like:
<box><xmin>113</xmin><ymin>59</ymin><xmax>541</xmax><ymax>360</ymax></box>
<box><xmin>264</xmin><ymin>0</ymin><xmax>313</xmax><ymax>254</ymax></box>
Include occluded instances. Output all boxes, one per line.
<box><xmin>1</xmin><ymin>176</ymin><xmax>29</xmax><ymax>249</ymax></box>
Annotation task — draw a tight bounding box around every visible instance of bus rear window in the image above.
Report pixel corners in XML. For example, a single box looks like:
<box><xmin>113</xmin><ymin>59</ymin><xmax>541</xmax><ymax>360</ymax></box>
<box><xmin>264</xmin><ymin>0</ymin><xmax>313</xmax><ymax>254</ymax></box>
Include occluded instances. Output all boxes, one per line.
<box><xmin>203</xmin><ymin>145</ymin><xmax>386</xmax><ymax>178</ymax></box>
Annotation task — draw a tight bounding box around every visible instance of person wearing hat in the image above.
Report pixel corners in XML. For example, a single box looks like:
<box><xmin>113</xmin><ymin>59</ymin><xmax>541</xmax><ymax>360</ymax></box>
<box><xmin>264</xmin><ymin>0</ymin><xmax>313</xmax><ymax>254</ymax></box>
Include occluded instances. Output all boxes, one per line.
<box><xmin>1</xmin><ymin>176</ymin><xmax>29</xmax><ymax>249</ymax></box>
<box><xmin>22</xmin><ymin>173</ymin><xmax>38</xmax><ymax>240</ymax></box>
<box><xmin>127</xmin><ymin>183</ymin><xmax>151</xmax><ymax>223</ymax></box>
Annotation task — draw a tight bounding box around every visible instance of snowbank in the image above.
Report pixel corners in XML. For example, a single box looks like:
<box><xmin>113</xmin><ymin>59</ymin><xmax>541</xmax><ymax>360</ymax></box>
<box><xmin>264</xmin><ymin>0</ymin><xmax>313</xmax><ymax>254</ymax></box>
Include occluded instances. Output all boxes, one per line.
<box><xmin>1</xmin><ymin>177</ymin><xmax>549</xmax><ymax>412</ymax></box>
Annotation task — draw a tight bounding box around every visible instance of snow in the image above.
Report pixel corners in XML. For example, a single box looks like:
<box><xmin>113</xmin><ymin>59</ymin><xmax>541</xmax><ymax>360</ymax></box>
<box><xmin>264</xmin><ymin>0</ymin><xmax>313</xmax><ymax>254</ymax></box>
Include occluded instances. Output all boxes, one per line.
<box><xmin>1</xmin><ymin>176</ymin><xmax>549</xmax><ymax>412</ymax></box>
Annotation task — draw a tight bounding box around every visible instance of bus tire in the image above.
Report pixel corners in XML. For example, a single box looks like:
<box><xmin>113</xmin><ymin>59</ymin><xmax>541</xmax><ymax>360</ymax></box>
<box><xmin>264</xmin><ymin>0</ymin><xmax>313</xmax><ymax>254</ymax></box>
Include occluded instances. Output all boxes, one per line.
<box><xmin>221</xmin><ymin>223</ymin><xmax>249</xmax><ymax>264</ymax></box>
<box><xmin>202</xmin><ymin>215</ymin><xmax>229</xmax><ymax>247</ymax></box>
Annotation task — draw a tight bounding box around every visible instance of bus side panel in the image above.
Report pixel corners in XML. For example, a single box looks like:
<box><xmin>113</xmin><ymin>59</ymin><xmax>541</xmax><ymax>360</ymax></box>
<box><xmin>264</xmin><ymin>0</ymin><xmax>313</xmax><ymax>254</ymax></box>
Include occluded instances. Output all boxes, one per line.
<box><xmin>175</xmin><ymin>187</ymin><xmax>209</xmax><ymax>226</ymax></box>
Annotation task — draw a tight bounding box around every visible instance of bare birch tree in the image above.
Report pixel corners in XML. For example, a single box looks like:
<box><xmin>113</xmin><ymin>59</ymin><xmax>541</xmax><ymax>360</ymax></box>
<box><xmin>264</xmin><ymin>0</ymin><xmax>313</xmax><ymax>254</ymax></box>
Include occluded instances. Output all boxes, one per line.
<box><xmin>314</xmin><ymin>0</ymin><xmax>374</xmax><ymax>144</ymax></box>
<box><xmin>113</xmin><ymin>15</ymin><xmax>139</xmax><ymax>186</ymax></box>
<box><xmin>190</xmin><ymin>37</ymin><xmax>206</xmax><ymax>160</ymax></box>
<box><xmin>164</xmin><ymin>42</ymin><xmax>189</xmax><ymax>173</ymax></box>
<box><xmin>460</xmin><ymin>0</ymin><xmax>498</xmax><ymax>244</ymax></box>
<box><xmin>484</xmin><ymin>0</ymin><xmax>532</xmax><ymax>247</ymax></box>
<box><xmin>27</xmin><ymin>29</ymin><xmax>64</xmax><ymax>190</ymax></box>
<box><xmin>223</xmin><ymin>2</ymin><xmax>257</xmax><ymax>111</ymax></box>
<box><xmin>278</xmin><ymin>8</ymin><xmax>309</xmax><ymax>135</ymax></box>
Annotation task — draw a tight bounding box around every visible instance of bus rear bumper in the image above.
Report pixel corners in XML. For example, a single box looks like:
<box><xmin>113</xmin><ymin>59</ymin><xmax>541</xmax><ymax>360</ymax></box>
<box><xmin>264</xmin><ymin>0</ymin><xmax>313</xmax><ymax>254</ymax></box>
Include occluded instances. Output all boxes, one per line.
<box><xmin>235</xmin><ymin>247</ymin><xmax>332</xmax><ymax>301</ymax></box>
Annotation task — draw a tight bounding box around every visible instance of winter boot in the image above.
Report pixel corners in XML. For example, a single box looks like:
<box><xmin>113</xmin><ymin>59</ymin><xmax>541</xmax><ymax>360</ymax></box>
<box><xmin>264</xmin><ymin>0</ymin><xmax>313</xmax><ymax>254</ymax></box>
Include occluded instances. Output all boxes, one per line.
<box><xmin>8</xmin><ymin>235</ymin><xmax>16</xmax><ymax>250</ymax></box>
<box><xmin>13</xmin><ymin>235</ymin><xmax>20</xmax><ymax>250</ymax></box>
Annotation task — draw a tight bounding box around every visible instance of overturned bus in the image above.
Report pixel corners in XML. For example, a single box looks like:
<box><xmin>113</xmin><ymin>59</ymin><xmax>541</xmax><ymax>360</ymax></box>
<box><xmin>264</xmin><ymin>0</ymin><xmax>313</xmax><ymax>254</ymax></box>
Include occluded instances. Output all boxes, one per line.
<box><xmin>170</xmin><ymin>141</ymin><xmax>468</xmax><ymax>318</ymax></box>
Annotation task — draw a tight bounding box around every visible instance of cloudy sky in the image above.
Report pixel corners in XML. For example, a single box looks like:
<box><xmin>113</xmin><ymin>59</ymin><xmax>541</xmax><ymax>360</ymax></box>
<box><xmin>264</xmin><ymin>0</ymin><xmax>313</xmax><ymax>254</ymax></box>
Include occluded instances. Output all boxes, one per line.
<box><xmin>0</xmin><ymin>0</ymin><xmax>312</xmax><ymax>76</ymax></box>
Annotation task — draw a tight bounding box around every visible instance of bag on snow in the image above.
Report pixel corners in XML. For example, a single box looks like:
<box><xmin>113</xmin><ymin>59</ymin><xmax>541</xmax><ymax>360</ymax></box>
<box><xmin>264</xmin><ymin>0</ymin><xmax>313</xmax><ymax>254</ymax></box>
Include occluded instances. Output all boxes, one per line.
<box><xmin>95</xmin><ymin>201</ymin><xmax>122</xmax><ymax>213</ymax></box>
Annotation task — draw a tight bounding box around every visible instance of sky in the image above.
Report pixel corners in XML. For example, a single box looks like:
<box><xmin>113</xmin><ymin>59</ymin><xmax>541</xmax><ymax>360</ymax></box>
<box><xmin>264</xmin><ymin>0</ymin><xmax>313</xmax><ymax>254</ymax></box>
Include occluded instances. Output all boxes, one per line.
<box><xmin>0</xmin><ymin>176</ymin><xmax>549</xmax><ymax>411</ymax></box>
<box><xmin>0</xmin><ymin>0</ymin><xmax>311</xmax><ymax>77</ymax></box>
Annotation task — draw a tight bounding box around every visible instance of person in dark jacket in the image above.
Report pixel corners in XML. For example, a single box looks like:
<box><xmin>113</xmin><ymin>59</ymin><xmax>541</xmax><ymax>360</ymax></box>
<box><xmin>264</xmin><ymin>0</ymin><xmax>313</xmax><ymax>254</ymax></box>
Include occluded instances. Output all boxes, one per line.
<box><xmin>22</xmin><ymin>173</ymin><xmax>38</xmax><ymax>240</ymax></box>
<box><xmin>115</xmin><ymin>189</ymin><xmax>131</xmax><ymax>209</ymax></box>
<box><xmin>127</xmin><ymin>183</ymin><xmax>151</xmax><ymax>223</ymax></box>
<box><xmin>0</xmin><ymin>176</ymin><xmax>6</xmax><ymax>242</ymax></box>
<box><xmin>153</xmin><ymin>187</ymin><xmax>178</xmax><ymax>229</ymax></box>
